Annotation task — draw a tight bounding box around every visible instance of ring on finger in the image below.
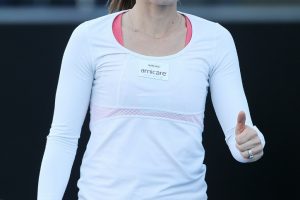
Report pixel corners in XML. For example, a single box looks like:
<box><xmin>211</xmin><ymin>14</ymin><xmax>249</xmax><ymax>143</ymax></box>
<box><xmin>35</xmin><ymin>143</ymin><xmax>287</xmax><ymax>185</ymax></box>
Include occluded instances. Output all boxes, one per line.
<box><xmin>247</xmin><ymin>149</ymin><xmax>254</xmax><ymax>159</ymax></box>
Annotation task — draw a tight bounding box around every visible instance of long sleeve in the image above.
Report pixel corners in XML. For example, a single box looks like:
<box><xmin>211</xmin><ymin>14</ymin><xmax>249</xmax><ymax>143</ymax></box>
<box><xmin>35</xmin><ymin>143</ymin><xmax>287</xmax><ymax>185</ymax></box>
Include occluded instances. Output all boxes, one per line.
<box><xmin>37</xmin><ymin>21</ymin><xmax>94</xmax><ymax>199</ymax></box>
<box><xmin>209</xmin><ymin>23</ymin><xmax>265</xmax><ymax>163</ymax></box>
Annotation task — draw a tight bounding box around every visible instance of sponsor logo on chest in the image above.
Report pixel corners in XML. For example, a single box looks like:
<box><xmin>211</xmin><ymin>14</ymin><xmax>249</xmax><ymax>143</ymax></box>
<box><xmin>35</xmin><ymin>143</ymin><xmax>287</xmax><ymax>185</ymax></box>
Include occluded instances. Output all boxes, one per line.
<box><xmin>137</xmin><ymin>60</ymin><xmax>169</xmax><ymax>81</ymax></box>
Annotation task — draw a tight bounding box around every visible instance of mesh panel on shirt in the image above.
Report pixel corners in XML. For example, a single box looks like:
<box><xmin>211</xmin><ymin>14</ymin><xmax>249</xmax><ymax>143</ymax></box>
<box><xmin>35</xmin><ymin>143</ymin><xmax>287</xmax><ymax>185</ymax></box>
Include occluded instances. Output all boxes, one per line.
<box><xmin>90</xmin><ymin>104</ymin><xmax>202</xmax><ymax>127</ymax></box>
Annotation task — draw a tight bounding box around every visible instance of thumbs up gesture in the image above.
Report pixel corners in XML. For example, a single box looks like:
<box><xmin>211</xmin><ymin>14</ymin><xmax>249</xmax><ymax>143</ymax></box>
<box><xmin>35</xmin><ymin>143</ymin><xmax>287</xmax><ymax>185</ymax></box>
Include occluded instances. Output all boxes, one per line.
<box><xmin>235</xmin><ymin>111</ymin><xmax>264</xmax><ymax>161</ymax></box>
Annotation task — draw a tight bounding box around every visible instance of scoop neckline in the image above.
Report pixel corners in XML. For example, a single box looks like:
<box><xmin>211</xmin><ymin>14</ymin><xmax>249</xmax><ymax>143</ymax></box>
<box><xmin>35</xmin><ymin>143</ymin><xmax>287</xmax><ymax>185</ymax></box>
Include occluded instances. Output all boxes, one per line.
<box><xmin>110</xmin><ymin>9</ymin><xmax>194</xmax><ymax>60</ymax></box>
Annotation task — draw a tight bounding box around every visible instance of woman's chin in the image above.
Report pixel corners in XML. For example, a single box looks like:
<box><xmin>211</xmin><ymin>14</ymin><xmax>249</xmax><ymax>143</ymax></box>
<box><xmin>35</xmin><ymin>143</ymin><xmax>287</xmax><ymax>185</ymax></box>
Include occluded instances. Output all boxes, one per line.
<box><xmin>148</xmin><ymin>0</ymin><xmax>178</xmax><ymax>6</ymax></box>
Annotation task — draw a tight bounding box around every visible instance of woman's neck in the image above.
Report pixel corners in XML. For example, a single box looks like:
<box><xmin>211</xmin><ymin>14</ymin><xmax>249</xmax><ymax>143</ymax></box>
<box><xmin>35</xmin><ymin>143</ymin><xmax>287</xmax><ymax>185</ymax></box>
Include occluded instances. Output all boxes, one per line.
<box><xmin>127</xmin><ymin>1</ymin><xmax>180</xmax><ymax>39</ymax></box>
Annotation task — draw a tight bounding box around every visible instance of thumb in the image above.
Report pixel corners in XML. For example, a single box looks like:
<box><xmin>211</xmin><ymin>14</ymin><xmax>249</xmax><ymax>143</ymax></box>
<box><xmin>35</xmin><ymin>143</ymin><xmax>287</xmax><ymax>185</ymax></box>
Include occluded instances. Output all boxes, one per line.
<box><xmin>236</xmin><ymin>111</ymin><xmax>246</xmax><ymax>135</ymax></box>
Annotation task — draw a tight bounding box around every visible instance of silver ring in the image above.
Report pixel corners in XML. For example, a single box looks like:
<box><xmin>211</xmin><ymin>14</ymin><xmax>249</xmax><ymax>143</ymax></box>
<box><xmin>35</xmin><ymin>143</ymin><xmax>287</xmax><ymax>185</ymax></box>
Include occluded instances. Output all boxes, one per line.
<box><xmin>247</xmin><ymin>149</ymin><xmax>254</xmax><ymax>159</ymax></box>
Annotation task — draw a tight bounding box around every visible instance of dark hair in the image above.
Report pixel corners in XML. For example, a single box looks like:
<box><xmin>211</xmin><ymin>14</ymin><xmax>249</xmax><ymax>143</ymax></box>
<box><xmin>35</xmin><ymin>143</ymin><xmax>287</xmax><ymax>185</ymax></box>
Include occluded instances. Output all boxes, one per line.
<box><xmin>107</xmin><ymin>0</ymin><xmax>136</xmax><ymax>13</ymax></box>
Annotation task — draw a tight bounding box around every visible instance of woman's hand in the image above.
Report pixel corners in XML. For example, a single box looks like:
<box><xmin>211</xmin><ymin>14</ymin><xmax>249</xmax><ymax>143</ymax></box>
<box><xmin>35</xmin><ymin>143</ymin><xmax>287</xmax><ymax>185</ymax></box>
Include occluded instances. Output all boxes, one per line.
<box><xmin>235</xmin><ymin>111</ymin><xmax>264</xmax><ymax>161</ymax></box>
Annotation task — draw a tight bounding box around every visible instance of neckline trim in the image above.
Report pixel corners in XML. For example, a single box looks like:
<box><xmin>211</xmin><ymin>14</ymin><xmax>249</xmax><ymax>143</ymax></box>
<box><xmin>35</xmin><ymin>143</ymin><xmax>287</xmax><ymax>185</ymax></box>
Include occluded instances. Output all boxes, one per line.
<box><xmin>110</xmin><ymin>10</ymin><xmax>194</xmax><ymax>60</ymax></box>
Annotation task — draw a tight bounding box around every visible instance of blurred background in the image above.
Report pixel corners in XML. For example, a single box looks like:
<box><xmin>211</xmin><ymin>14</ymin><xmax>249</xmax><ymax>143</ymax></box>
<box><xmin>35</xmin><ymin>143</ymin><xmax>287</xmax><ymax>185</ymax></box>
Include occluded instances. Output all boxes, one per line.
<box><xmin>1</xmin><ymin>0</ymin><xmax>300</xmax><ymax>200</ymax></box>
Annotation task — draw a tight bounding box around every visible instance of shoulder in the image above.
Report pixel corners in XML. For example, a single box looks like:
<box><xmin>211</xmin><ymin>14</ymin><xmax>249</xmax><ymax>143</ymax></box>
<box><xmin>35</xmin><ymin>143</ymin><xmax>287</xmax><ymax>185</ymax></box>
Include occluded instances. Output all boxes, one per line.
<box><xmin>180</xmin><ymin>11</ymin><xmax>234</xmax><ymax>47</ymax></box>
<box><xmin>181</xmin><ymin>12</ymin><xmax>217</xmax><ymax>30</ymax></box>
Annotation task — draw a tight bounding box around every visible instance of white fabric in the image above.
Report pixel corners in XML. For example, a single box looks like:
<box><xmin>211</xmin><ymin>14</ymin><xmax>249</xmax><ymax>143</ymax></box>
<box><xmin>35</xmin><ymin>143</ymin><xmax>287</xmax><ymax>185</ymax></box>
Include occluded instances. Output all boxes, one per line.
<box><xmin>37</xmin><ymin>10</ymin><xmax>265</xmax><ymax>200</ymax></box>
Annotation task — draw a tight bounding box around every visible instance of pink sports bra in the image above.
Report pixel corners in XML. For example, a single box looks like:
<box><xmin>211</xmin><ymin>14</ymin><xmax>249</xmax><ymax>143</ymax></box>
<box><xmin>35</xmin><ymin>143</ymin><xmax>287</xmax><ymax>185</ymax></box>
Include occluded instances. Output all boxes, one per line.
<box><xmin>113</xmin><ymin>11</ymin><xmax>192</xmax><ymax>46</ymax></box>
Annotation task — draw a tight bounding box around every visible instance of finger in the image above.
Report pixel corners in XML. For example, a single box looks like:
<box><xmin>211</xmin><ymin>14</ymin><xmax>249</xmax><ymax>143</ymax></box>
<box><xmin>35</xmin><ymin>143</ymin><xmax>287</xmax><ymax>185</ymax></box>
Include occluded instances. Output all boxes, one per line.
<box><xmin>249</xmin><ymin>150</ymin><xmax>264</xmax><ymax>162</ymax></box>
<box><xmin>235</xmin><ymin>126</ymin><xmax>257</xmax><ymax>145</ymax></box>
<box><xmin>235</xmin><ymin>111</ymin><xmax>246</xmax><ymax>135</ymax></box>
<box><xmin>239</xmin><ymin>144</ymin><xmax>264</xmax><ymax>159</ymax></box>
<box><xmin>236</xmin><ymin>136</ymin><xmax>261</xmax><ymax>152</ymax></box>
<box><xmin>255</xmin><ymin>150</ymin><xmax>264</xmax><ymax>160</ymax></box>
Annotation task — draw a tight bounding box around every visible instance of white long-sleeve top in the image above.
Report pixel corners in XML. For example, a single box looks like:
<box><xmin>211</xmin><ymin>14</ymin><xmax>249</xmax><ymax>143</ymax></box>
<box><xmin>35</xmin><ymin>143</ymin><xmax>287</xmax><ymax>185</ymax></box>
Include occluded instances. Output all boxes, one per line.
<box><xmin>38</xmin><ymin>10</ymin><xmax>265</xmax><ymax>200</ymax></box>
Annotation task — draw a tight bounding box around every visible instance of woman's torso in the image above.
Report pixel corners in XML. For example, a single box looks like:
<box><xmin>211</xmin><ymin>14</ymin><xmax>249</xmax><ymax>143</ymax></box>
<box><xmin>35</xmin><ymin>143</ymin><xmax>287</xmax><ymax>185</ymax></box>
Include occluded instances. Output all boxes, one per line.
<box><xmin>77</xmin><ymin>10</ymin><xmax>219</xmax><ymax>200</ymax></box>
